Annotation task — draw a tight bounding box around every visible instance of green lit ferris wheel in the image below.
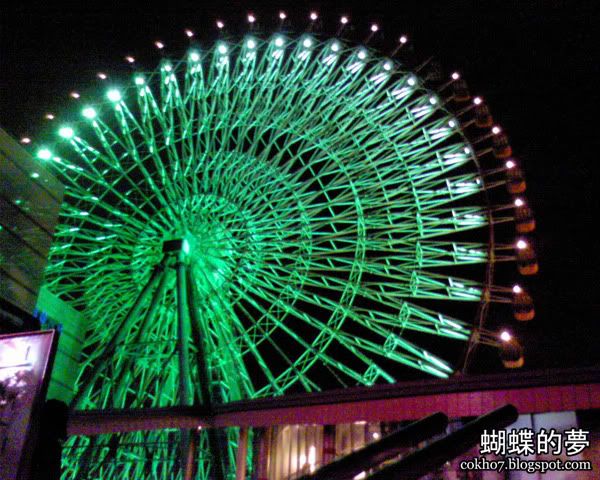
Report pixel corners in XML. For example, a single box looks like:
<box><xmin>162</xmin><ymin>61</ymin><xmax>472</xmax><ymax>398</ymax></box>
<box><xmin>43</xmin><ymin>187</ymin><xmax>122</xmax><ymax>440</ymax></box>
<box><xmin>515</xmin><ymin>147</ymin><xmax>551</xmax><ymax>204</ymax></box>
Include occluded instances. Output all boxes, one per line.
<box><xmin>32</xmin><ymin>16</ymin><xmax>537</xmax><ymax>479</ymax></box>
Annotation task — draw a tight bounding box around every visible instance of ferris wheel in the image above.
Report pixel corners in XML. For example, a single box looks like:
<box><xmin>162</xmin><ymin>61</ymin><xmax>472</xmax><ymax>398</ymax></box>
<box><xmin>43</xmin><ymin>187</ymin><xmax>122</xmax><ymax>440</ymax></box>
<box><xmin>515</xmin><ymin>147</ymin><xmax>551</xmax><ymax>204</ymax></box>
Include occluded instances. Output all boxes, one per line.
<box><xmin>29</xmin><ymin>13</ymin><xmax>537</xmax><ymax>479</ymax></box>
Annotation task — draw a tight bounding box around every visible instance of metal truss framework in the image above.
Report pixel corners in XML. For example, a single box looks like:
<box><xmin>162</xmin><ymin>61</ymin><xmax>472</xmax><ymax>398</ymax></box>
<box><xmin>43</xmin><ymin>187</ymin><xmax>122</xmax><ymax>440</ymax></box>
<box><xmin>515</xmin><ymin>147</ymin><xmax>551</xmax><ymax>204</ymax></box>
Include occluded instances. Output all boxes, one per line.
<box><xmin>34</xmin><ymin>35</ymin><xmax>522</xmax><ymax>478</ymax></box>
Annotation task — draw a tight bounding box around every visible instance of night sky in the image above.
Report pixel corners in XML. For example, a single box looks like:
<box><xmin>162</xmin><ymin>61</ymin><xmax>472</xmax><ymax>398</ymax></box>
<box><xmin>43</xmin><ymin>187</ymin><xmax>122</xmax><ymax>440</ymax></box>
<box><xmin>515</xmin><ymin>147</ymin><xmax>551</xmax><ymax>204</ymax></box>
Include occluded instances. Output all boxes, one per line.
<box><xmin>1</xmin><ymin>0</ymin><xmax>599</xmax><ymax>373</ymax></box>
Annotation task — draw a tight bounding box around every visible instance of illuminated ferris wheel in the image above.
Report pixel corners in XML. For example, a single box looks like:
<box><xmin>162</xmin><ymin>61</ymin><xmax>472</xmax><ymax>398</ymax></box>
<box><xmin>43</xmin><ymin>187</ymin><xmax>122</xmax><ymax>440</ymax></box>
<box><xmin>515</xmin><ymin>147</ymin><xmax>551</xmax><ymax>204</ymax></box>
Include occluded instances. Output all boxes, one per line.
<box><xmin>29</xmin><ymin>12</ymin><xmax>537</xmax><ymax>479</ymax></box>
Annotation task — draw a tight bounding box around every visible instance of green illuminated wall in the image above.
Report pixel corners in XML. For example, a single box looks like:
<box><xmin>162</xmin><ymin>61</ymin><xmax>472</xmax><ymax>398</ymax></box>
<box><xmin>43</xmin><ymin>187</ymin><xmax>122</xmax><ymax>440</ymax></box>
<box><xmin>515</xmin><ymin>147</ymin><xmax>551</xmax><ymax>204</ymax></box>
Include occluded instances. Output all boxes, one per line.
<box><xmin>36</xmin><ymin>286</ymin><xmax>85</xmax><ymax>403</ymax></box>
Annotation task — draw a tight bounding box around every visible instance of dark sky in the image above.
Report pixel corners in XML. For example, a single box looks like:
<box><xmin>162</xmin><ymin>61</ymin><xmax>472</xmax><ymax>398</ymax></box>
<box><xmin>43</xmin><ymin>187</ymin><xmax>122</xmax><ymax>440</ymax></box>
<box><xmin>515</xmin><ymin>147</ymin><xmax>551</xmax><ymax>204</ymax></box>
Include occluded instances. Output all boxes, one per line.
<box><xmin>1</xmin><ymin>0</ymin><xmax>599</xmax><ymax>372</ymax></box>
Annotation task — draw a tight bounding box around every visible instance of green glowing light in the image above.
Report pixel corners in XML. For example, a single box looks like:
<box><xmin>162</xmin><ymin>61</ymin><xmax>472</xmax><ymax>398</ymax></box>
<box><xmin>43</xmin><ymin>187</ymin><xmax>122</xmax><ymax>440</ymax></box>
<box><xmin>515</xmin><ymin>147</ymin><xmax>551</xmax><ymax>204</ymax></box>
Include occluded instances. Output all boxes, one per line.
<box><xmin>82</xmin><ymin>107</ymin><xmax>97</xmax><ymax>119</ymax></box>
<box><xmin>37</xmin><ymin>148</ymin><xmax>52</xmax><ymax>160</ymax></box>
<box><xmin>58</xmin><ymin>126</ymin><xmax>74</xmax><ymax>138</ymax></box>
<box><xmin>106</xmin><ymin>89</ymin><xmax>121</xmax><ymax>102</ymax></box>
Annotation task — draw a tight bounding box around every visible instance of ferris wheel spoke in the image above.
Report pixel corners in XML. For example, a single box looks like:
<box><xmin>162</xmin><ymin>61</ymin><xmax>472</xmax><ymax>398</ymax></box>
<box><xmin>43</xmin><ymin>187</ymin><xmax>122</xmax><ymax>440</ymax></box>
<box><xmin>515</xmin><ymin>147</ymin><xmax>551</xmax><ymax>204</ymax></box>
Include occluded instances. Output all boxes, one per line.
<box><xmin>362</xmin><ymin>268</ymin><xmax>482</xmax><ymax>301</ymax></box>
<box><xmin>61</xmin><ymin>162</ymin><xmax>168</xmax><ymax>236</ymax></box>
<box><xmin>159</xmin><ymin>70</ymin><xmax>196</xmax><ymax>203</ymax></box>
<box><xmin>229</xmin><ymin>280</ymin><xmax>369</xmax><ymax>388</ymax></box>
<box><xmin>253</xmin><ymin>262</ymin><xmax>472</xmax><ymax>344</ymax></box>
<box><xmin>228</xmin><ymin>296</ymin><xmax>318</xmax><ymax>395</ymax></box>
<box><xmin>54</xmin><ymin>165</ymin><xmax>159</xmax><ymax>235</ymax></box>
<box><xmin>192</xmin><ymin>305</ymin><xmax>254</xmax><ymax>400</ymax></box>
<box><xmin>248</xmin><ymin>266</ymin><xmax>359</xmax><ymax>332</ymax></box>
<box><xmin>83</xmin><ymin>114</ymin><xmax>183</xmax><ymax>209</ymax></box>
<box><xmin>134</xmin><ymin>87</ymin><xmax>192</xmax><ymax>206</ymax></box>
<box><xmin>339</xmin><ymin>329</ymin><xmax>453</xmax><ymax>378</ymax></box>
<box><xmin>106</xmin><ymin>106</ymin><xmax>182</xmax><ymax>222</ymax></box>
<box><xmin>348</xmin><ymin>285</ymin><xmax>472</xmax><ymax>338</ymax></box>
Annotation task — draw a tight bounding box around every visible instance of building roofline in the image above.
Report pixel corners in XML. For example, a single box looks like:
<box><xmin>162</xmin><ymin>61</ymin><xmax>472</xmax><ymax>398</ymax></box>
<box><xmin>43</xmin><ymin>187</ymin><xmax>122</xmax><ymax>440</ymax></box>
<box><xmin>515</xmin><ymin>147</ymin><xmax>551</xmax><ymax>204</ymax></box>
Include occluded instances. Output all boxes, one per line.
<box><xmin>217</xmin><ymin>366</ymin><xmax>600</xmax><ymax>414</ymax></box>
<box><xmin>68</xmin><ymin>366</ymin><xmax>600</xmax><ymax>435</ymax></box>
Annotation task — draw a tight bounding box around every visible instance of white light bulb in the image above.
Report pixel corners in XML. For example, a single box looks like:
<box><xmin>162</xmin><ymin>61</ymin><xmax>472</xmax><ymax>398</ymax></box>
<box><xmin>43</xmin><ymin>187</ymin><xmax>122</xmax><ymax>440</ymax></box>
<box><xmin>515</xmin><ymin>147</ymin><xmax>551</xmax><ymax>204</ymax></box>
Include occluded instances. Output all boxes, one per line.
<box><xmin>275</xmin><ymin>37</ymin><xmax>284</xmax><ymax>47</ymax></box>
<box><xmin>216</xmin><ymin>20</ymin><xmax>224</xmax><ymax>29</ymax></box>
<box><xmin>451</xmin><ymin>72</ymin><xmax>460</xmax><ymax>80</ymax></box>
<box><xmin>134</xmin><ymin>76</ymin><xmax>145</xmax><ymax>85</ymax></box>
<box><xmin>70</xmin><ymin>92</ymin><xmax>80</xmax><ymax>99</ymax></box>
<box><xmin>449</xmin><ymin>120</ymin><xmax>457</xmax><ymax>128</ymax></box>
<box><xmin>516</xmin><ymin>240</ymin><xmax>528</xmax><ymax>250</ymax></box>
<box><xmin>107</xmin><ymin>89</ymin><xmax>122</xmax><ymax>102</ymax></box>
<box><xmin>279</xmin><ymin>11</ymin><xmax>287</xmax><ymax>20</ymax></box>
<box><xmin>500</xmin><ymin>331</ymin><xmax>512</xmax><ymax>342</ymax></box>
<box><xmin>383</xmin><ymin>61</ymin><xmax>392</xmax><ymax>71</ymax></box>
<box><xmin>82</xmin><ymin>107</ymin><xmax>97</xmax><ymax>119</ymax></box>
<box><xmin>429</xmin><ymin>96</ymin><xmax>438</xmax><ymax>105</ymax></box>
<box><xmin>58</xmin><ymin>126</ymin><xmax>74</xmax><ymax>139</ymax></box>
<box><xmin>97</xmin><ymin>72</ymin><xmax>107</xmax><ymax>80</ymax></box>
<box><xmin>218</xmin><ymin>44</ymin><xmax>228</xmax><ymax>54</ymax></box>
<box><xmin>407</xmin><ymin>76</ymin><xmax>416</xmax><ymax>86</ymax></box>
<box><xmin>492</xmin><ymin>126</ymin><xmax>501</xmax><ymax>135</ymax></box>
<box><xmin>248</xmin><ymin>13</ymin><xmax>256</xmax><ymax>23</ymax></box>
<box><xmin>399</xmin><ymin>35</ymin><xmax>408</xmax><ymax>44</ymax></box>
<box><xmin>155</xmin><ymin>41</ymin><xmax>165</xmax><ymax>49</ymax></box>
<box><xmin>185</xmin><ymin>29</ymin><xmax>194</xmax><ymax>38</ymax></box>
<box><xmin>331</xmin><ymin>42</ymin><xmax>340</xmax><ymax>52</ymax></box>
<box><xmin>310</xmin><ymin>12</ymin><xmax>318</xmax><ymax>21</ymax></box>
<box><xmin>37</xmin><ymin>148</ymin><xmax>52</xmax><ymax>160</ymax></box>
<box><xmin>303</xmin><ymin>38</ymin><xmax>313</xmax><ymax>48</ymax></box>
<box><xmin>247</xmin><ymin>39</ymin><xmax>256</xmax><ymax>49</ymax></box>
<box><xmin>45</xmin><ymin>113</ymin><xmax>55</xmax><ymax>120</ymax></box>
<box><xmin>506</xmin><ymin>160</ymin><xmax>516</xmax><ymax>169</ymax></box>
<box><xmin>371</xmin><ymin>24</ymin><xmax>379</xmax><ymax>32</ymax></box>
<box><xmin>358</xmin><ymin>49</ymin><xmax>367</xmax><ymax>60</ymax></box>
<box><xmin>512</xmin><ymin>285</ymin><xmax>522</xmax><ymax>294</ymax></box>
<box><xmin>189</xmin><ymin>51</ymin><xmax>200</xmax><ymax>62</ymax></box>
<box><xmin>473</xmin><ymin>96</ymin><xmax>483</xmax><ymax>105</ymax></box>
<box><xmin>340</xmin><ymin>16</ymin><xmax>349</xmax><ymax>24</ymax></box>
<box><xmin>21</xmin><ymin>137</ymin><xmax>31</xmax><ymax>144</ymax></box>
<box><xmin>125</xmin><ymin>56</ymin><xmax>135</xmax><ymax>64</ymax></box>
<box><xmin>514</xmin><ymin>198</ymin><xmax>524</xmax><ymax>207</ymax></box>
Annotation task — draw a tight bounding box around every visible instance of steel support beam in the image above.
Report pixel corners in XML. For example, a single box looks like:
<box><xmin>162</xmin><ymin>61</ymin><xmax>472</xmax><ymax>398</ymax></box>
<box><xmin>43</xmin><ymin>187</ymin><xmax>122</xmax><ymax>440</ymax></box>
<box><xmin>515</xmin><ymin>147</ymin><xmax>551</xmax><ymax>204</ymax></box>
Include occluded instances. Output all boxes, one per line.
<box><xmin>175</xmin><ymin>259</ymin><xmax>193</xmax><ymax>473</ymax></box>
<box><xmin>113</xmin><ymin>267</ymin><xmax>171</xmax><ymax>405</ymax></box>
<box><xmin>186</xmin><ymin>265</ymin><xmax>226</xmax><ymax>480</ymax></box>
<box><xmin>70</xmin><ymin>262</ymin><xmax>166</xmax><ymax>409</ymax></box>
<box><xmin>67</xmin><ymin>406</ymin><xmax>210</xmax><ymax>436</ymax></box>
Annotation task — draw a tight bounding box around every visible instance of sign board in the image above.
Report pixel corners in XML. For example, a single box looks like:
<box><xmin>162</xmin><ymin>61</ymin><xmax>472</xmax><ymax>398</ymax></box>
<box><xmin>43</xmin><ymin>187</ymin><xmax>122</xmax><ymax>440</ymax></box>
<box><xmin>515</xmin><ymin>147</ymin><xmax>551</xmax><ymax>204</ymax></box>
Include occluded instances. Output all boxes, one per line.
<box><xmin>0</xmin><ymin>330</ymin><xmax>57</xmax><ymax>479</ymax></box>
